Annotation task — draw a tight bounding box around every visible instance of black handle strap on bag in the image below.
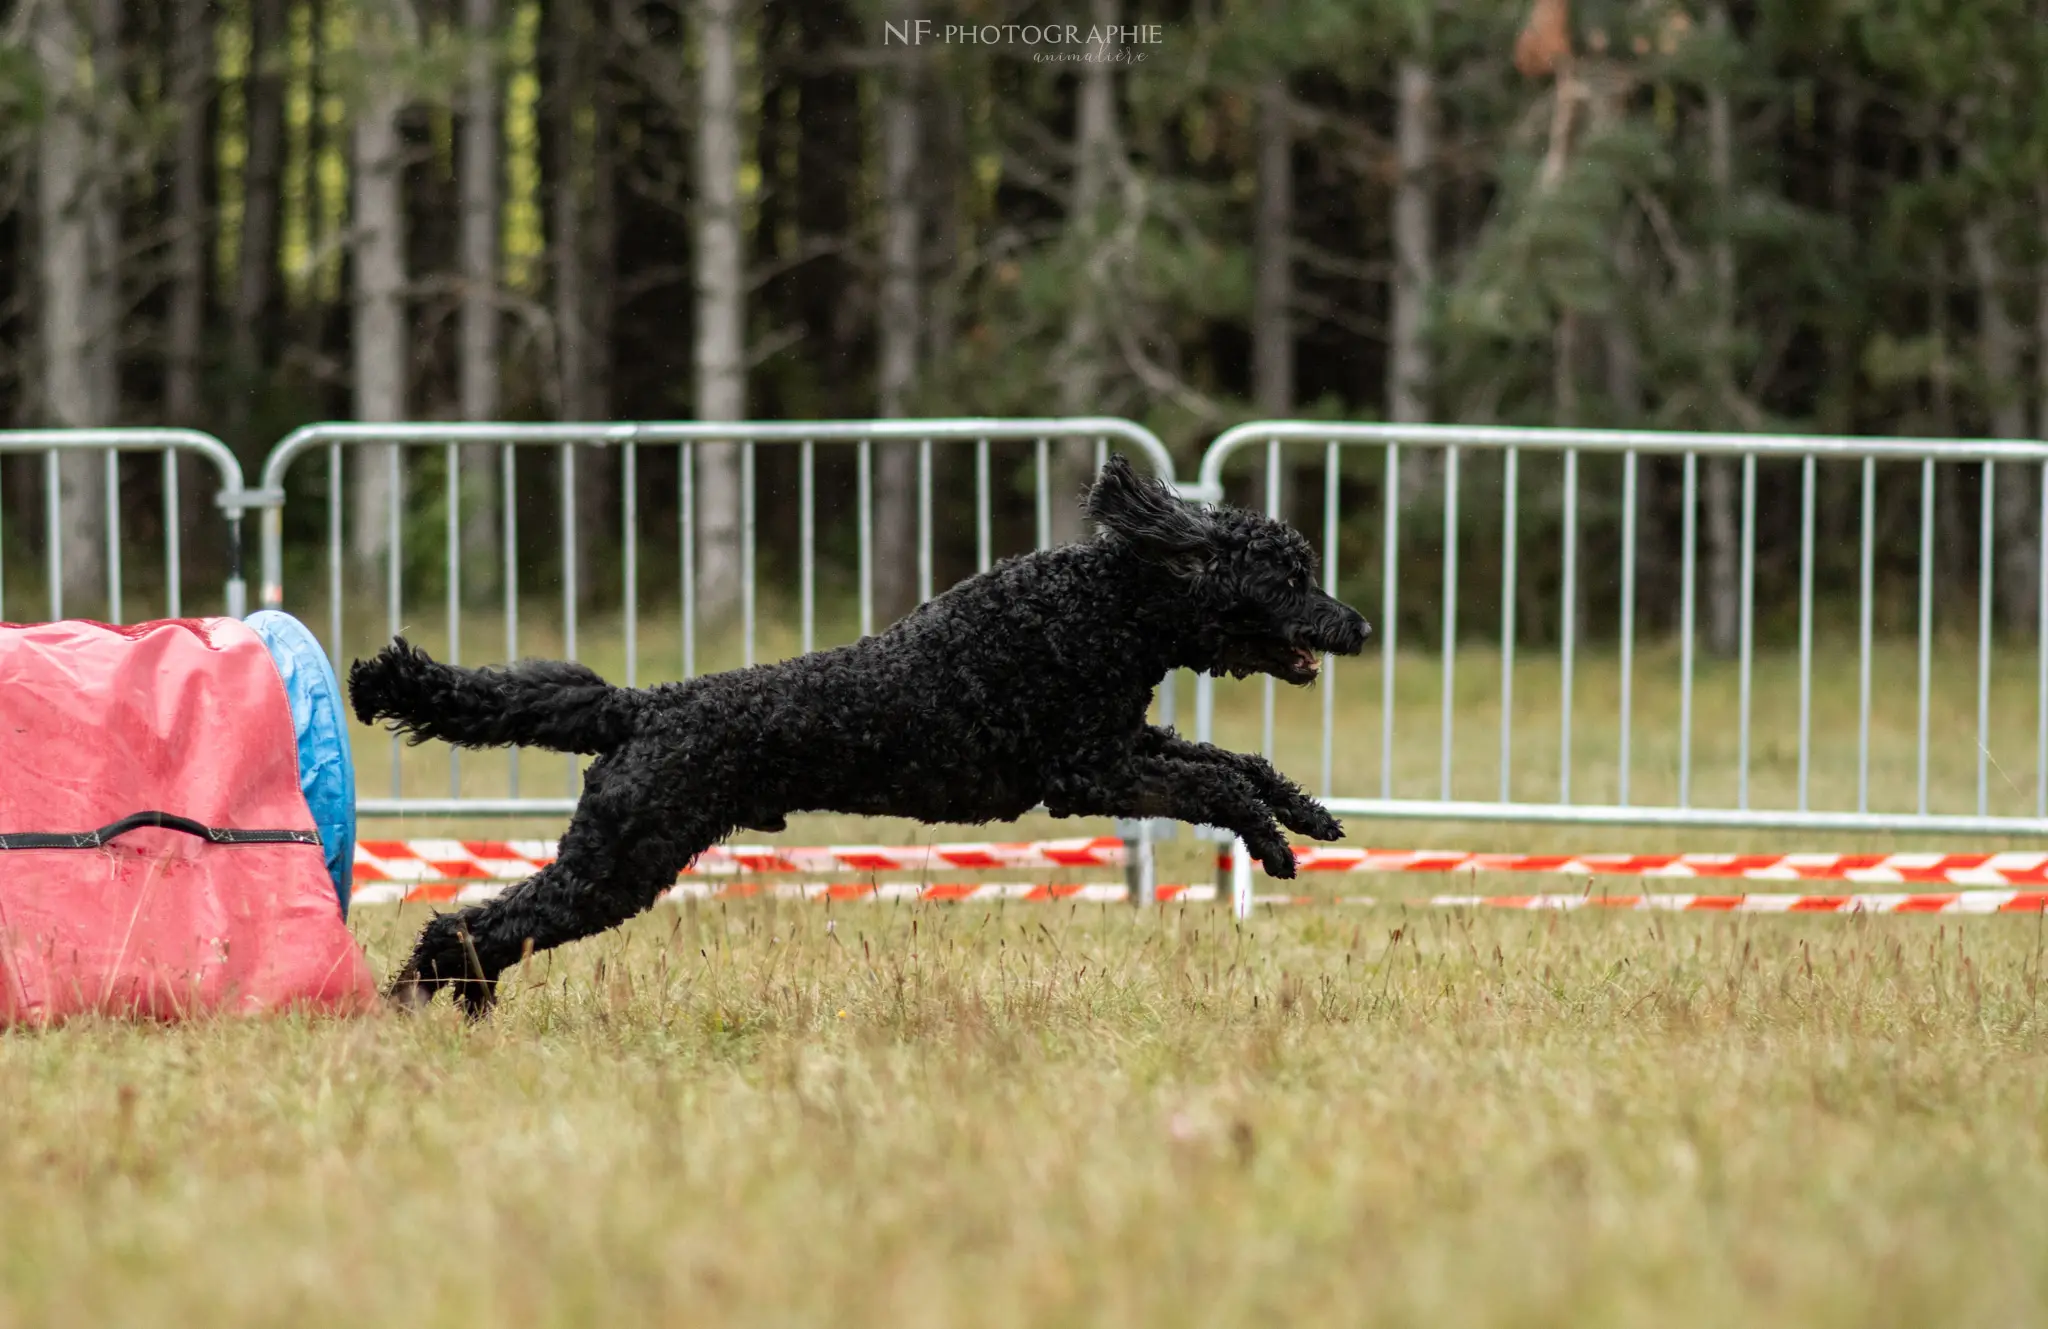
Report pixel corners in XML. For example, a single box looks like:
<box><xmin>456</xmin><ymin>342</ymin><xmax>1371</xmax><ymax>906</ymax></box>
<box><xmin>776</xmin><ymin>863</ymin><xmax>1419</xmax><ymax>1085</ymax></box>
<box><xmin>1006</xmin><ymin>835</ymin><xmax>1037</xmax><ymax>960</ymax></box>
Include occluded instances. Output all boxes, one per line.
<box><xmin>0</xmin><ymin>811</ymin><xmax>322</xmax><ymax>851</ymax></box>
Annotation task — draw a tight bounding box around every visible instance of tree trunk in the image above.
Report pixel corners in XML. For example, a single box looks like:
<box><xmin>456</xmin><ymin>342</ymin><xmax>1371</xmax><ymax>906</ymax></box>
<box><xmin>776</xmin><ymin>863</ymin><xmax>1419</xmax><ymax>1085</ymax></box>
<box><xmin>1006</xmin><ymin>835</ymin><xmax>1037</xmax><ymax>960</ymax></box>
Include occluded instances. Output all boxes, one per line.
<box><xmin>924</xmin><ymin>75</ymin><xmax>961</xmax><ymax>390</ymax></box>
<box><xmin>1051</xmin><ymin>0</ymin><xmax>1120</xmax><ymax>545</ymax></box>
<box><xmin>550</xmin><ymin>0</ymin><xmax>585</xmax><ymax>421</ymax></box>
<box><xmin>1702</xmin><ymin>2</ymin><xmax>1738</xmax><ymax>657</ymax></box>
<box><xmin>34</xmin><ymin>0</ymin><xmax>113</xmax><ymax>612</ymax></box>
<box><xmin>1922</xmin><ymin>129</ymin><xmax>1969</xmax><ymax>595</ymax></box>
<box><xmin>1253</xmin><ymin>74</ymin><xmax>1292</xmax><ymax>417</ymax></box>
<box><xmin>230</xmin><ymin>0</ymin><xmax>287</xmax><ymax>433</ymax></box>
<box><xmin>164</xmin><ymin>0</ymin><xmax>215</xmax><ymax>591</ymax></box>
<box><xmin>1553</xmin><ymin>311</ymin><xmax>1579</xmax><ymax>425</ymax></box>
<box><xmin>581</xmin><ymin>76</ymin><xmax>617</xmax><ymax>612</ymax></box>
<box><xmin>458</xmin><ymin>0</ymin><xmax>502</xmax><ymax>601</ymax></box>
<box><xmin>1389</xmin><ymin>57</ymin><xmax>1432</xmax><ymax>426</ymax></box>
<box><xmin>1603</xmin><ymin>220</ymin><xmax>1640</xmax><ymax>422</ymax></box>
<box><xmin>165</xmin><ymin>0</ymin><xmax>213</xmax><ymax>426</ymax></box>
<box><xmin>1966</xmin><ymin>216</ymin><xmax>2036</xmax><ymax>632</ymax></box>
<box><xmin>694</xmin><ymin>0</ymin><xmax>746</xmax><ymax>621</ymax></box>
<box><xmin>1822</xmin><ymin>91</ymin><xmax>1861</xmax><ymax>435</ymax></box>
<box><xmin>1606</xmin><ymin>216</ymin><xmax>1656</xmax><ymax>624</ymax></box>
<box><xmin>873</xmin><ymin>34</ymin><xmax>922</xmax><ymax>624</ymax></box>
<box><xmin>550</xmin><ymin>0</ymin><xmax>614</xmax><ymax>609</ymax></box>
<box><xmin>350</xmin><ymin>0</ymin><xmax>409</xmax><ymax>575</ymax></box>
<box><xmin>1244</xmin><ymin>67</ymin><xmax>1292</xmax><ymax>518</ymax></box>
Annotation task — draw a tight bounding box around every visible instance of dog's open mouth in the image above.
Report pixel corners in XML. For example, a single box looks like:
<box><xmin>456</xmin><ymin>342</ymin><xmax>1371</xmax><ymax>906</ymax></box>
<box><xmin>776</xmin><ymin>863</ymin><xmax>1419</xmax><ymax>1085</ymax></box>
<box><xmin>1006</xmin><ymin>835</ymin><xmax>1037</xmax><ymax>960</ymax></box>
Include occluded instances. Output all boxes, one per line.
<box><xmin>1224</xmin><ymin>643</ymin><xmax>1322</xmax><ymax>684</ymax></box>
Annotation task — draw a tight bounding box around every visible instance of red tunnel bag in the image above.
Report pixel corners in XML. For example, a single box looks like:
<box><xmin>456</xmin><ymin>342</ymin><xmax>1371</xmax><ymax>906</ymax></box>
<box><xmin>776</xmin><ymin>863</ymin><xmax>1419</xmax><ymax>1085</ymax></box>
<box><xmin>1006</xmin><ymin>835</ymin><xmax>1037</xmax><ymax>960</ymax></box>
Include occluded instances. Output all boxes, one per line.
<box><xmin>0</xmin><ymin>618</ymin><xmax>376</xmax><ymax>1024</ymax></box>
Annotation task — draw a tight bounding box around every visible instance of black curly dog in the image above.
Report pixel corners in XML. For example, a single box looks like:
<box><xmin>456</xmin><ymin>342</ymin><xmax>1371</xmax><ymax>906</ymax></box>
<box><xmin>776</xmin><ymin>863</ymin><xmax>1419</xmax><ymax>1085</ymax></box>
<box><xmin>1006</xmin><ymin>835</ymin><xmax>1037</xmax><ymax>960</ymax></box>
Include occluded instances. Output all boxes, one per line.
<box><xmin>350</xmin><ymin>455</ymin><xmax>1371</xmax><ymax>1015</ymax></box>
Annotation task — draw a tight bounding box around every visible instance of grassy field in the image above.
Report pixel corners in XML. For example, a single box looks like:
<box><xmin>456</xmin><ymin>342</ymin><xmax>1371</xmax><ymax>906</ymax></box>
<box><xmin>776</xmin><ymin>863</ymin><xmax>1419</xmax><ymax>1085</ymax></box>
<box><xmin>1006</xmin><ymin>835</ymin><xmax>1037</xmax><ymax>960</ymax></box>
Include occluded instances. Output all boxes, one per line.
<box><xmin>3</xmin><ymin>906</ymin><xmax>2045</xmax><ymax>1326</ymax></box>
<box><xmin>4</xmin><ymin>616</ymin><xmax>2048</xmax><ymax>1326</ymax></box>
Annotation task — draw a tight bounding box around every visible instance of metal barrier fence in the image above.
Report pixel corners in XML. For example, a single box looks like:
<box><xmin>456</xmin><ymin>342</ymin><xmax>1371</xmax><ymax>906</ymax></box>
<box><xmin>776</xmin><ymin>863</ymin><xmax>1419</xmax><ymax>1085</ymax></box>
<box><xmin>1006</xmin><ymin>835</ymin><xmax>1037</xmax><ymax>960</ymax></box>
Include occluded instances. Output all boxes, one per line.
<box><xmin>19</xmin><ymin>418</ymin><xmax>2048</xmax><ymax>917</ymax></box>
<box><xmin>253</xmin><ymin>418</ymin><xmax>1181</xmax><ymax>898</ymax></box>
<box><xmin>1195</xmin><ymin>424</ymin><xmax>2048</xmax><ymax>884</ymax></box>
<box><xmin>0</xmin><ymin>429</ymin><xmax>252</xmax><ymax>620</ymax></box>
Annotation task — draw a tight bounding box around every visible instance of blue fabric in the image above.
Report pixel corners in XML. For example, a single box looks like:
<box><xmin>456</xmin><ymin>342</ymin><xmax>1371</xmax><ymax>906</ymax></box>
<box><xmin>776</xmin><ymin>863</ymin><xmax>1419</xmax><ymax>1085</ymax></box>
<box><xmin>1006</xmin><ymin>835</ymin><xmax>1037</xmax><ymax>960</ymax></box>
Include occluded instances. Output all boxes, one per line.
<box><xmin>245</xmin><ymin>611</ymin><xmax>356</xmax><ymax>915</ymax></box>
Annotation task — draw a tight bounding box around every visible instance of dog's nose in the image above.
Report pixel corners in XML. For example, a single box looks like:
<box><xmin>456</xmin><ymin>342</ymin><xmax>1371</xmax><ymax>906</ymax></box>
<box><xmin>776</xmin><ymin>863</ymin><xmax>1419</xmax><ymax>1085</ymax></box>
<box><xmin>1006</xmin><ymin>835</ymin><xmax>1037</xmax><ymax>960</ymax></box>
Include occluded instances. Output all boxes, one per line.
<box><xmin>1340</xmin><ymin>604</ymin><xmax>1371</xmax><ymax>646</ymax></box>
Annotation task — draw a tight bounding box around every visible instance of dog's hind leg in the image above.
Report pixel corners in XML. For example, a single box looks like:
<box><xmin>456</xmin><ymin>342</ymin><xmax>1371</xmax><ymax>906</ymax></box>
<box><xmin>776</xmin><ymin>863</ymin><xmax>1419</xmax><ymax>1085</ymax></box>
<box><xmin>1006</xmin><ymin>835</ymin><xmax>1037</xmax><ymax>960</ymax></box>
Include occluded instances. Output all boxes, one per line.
<box><xmin>391</xmin><ymin>761</ymin><xmax>729</xmax><ymax>1017</ymax></box>
<box><xmin>1136</xmin><ymin>727</ymin><xmax>1344</xmax><ymax>842</ymax></box>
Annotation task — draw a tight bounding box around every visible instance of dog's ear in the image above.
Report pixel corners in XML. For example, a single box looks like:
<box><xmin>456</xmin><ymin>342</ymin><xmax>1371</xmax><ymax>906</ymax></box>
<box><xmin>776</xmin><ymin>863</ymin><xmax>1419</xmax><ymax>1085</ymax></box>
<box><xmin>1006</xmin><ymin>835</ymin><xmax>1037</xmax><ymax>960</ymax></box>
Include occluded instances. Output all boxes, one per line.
<box><xmin>1085</xmin><ymin>454</ymin><xmax>1213</xmax><ymax>575</ymax></box>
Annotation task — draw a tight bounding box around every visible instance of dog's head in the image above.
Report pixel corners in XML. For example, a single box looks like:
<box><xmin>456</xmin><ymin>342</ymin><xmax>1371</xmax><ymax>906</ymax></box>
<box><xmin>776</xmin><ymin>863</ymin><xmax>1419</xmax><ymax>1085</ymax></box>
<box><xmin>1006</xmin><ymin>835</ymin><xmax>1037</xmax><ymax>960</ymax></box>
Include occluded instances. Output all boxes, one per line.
<box><xmin>1085</xmin><ymin>455</ymin><xmax>1372</xmax><ymax>684</ymax></box>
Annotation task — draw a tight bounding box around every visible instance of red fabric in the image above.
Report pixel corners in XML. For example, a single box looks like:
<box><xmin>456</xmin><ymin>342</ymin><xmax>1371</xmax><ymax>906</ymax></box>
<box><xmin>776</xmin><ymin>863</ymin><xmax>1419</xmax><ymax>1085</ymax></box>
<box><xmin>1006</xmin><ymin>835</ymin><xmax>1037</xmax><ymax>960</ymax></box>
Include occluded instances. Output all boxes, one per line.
<box><xmin>0</xmin><ymin>618</ymin><xmax>376</xmax><ymax>1024</ymax></box>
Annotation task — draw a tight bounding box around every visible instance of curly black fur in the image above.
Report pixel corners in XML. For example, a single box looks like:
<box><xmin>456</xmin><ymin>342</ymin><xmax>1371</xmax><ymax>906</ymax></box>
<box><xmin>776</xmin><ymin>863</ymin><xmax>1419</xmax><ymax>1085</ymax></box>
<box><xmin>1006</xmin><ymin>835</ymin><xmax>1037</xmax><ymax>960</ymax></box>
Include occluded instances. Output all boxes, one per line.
<box><xmin>352</xmin><ymin>455</ymin><xmax>1371</xmax><ymax>1016</ymax></box>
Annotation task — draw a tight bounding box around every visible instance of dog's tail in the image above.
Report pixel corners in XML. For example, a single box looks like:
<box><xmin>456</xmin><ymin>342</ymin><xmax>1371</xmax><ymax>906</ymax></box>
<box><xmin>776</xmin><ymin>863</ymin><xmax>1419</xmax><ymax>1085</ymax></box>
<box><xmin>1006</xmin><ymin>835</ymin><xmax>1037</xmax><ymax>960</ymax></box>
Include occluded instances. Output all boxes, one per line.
<box><xmin>348</xmin><ymin>636</ymin><xmax>639</xmax><ymax>754</ymax></box>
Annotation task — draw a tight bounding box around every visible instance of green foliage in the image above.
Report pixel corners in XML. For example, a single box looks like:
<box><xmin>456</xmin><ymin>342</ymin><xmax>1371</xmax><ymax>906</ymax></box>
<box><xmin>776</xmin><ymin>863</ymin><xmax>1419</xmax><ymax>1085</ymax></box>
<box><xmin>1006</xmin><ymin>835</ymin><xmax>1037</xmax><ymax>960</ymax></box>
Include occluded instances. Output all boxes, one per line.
<box><xmin>0</xmin><ymin>43</ymin><xmax>42</xmax><ymax>134</ymax></box>
<box><xmin>8</xmin><ymin>0</ymin><xmax>2048</xmax><ymax>639</ymax></box>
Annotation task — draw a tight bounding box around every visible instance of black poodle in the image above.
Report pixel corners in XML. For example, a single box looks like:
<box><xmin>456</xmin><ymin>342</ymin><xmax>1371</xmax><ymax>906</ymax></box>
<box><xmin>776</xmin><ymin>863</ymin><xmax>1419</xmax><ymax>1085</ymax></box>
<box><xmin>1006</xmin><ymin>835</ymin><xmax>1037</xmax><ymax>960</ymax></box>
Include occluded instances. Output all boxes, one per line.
<box><xmin>350</xmin><ymin>454</ymin><xmax>1372</xmax><ymax>1014</ymax></box>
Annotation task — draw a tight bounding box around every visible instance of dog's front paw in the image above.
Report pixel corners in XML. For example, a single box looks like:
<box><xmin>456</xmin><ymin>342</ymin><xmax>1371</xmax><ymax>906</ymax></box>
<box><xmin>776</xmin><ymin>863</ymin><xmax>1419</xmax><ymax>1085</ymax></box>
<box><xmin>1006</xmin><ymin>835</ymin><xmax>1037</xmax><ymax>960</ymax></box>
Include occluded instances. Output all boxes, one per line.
<box><xmin>452</xmin><ymin>973</ymin><xmax>500</xmax><ymax>1020</ymax></box>
<box><xmin>390</xmin><ymin>914</ymin><xmax>500</xmax><ymax>1020</ymax></box>
<box><xmin>1278</xmin><ymin>801</ymin><xmax>1344</xmax><ymax>843</ymax></box>
<box><xmin>1243</xmin><ymin>826</ymin><xmax>1298</xmax><ymax>880</ymax></box>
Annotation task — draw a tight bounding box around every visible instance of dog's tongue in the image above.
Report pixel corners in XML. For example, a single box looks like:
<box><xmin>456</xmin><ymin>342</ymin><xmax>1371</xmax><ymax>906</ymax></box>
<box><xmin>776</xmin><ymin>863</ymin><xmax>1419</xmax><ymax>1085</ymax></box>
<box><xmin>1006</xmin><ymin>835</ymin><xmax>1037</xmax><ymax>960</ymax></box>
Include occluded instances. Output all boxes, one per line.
<box><xmin>1293</xmin><ymin>647</ymin><xmax>1319</xmax><ymax>672</ymax></box>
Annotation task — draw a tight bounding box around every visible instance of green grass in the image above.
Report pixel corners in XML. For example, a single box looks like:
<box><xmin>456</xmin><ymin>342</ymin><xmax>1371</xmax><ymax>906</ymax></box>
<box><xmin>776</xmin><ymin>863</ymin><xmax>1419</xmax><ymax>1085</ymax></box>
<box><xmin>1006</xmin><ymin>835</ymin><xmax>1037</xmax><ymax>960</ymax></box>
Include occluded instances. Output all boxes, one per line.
<box><xmin>3</xmin><ymin>907</ymin><xmax>2045</xmax><ymax>1326</ymax></box>
<box><xmin>5</xmin><ymin>612</ymin><xmax>2048</xmax><ymax>1325</ymax></box>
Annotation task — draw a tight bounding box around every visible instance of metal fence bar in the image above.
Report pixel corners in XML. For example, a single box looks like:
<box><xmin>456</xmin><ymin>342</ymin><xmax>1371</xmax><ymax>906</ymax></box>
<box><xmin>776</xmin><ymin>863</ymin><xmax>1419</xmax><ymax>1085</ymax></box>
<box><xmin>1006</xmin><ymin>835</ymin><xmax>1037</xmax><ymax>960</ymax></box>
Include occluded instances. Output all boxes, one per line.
<box><xmin>1500</xmin><ymin>448</ymin><xmax>1518</xmax><ymax>803</ymax></box>
<box><xmin>624</xmin><ymin>442</ymin><xmax>639</xmax><ymax>688</ymax></box>
<box><xmin>386</xmin><ymin>444</ymin><xmax>403</xmax><ymax>797</ymax></box>
<box><xmin>1381</xmin><ymin>443</ymin><xmax>1399</xmax><ymax>799</ymax></box>
<box><xmin>1440</xmin><ymin>446</ymin><xmax>1461</xmax><ymax>801</ymax></box>
<box><xmin>104</xmin><ymin>450</ymin><xmax>121</xmax><ymax>623</ymax></box>
<box><xmin>2040</xmin><ymin>461</ymin><xmax>2048</xmax><ymax>820</ymax></box>
<box><xmin>446</xmin><ymin>442</ymin><xmax>461</xmax><ymax>796</ymax></box>
<box><xmin>1559</xmin><ymin>449</ymin><xmax>1577</xmax><ymax>804</ymax></box>
<box><xmin>1199</xmin><ymin>421</ymin><xmax>2048</xmax><ymax>467</ymax></box>
<box><xmin>680</xmin><ymin>443</ymin><xmax>695</xmax><ymax>679</ymax></box>
<box><xmin>800</xmin><ymin>440</ymin><xmax>816</xmax><ymax>656</ymax></box>
<box><xmin>163</xmin><ymin>452</ymin><xmax>179</xmax><ymax>618</ymax></box>
<box><xmin>1978</xmin><ymin>460</ymin><xmax>1994</xmax><ymax>817</ymax></box>
<box><xmin>1737</xmin><ymin>453</ymin><xmax>1756</xmax><ymax>810</ymax></box>
<box><xmin>504</xmin><ymin>442</ymin><xmax>520</xmax><ymax>796</ymax></box>
<box><xmin>917</xmin><ymin>437</ymin><xmax>934</xmax><ymax>605</ymax></box>
<box><xmin>44</xmin><ymin>451</ymin><xmax>59</xmax><ymax>619</ymax></box>
<box><xmin>328</xmin><ymin>445</ymin><xmax>342</xmax><ymax>671</ymax></box>
<box><xmin>1262</xmin><ymin>440</ymin><xmax>1279</xmax><ymax>759</ymax></box>
<box><xmin>742</xmin><ymin>440</ymin><xmax>756</xmax><ymax>668</ymax></box>
<box><xmin>1034</xmin><ymin>437</ymin><xmax>1051</xmax><ymax>551</ymax></box>
<box><xmin>561</xmin><ymin>443</ymin><xmax>578</xmax><ymax>792</ymax></box>
<box><xmin>1320</xmin><ymin>440</ymin><xmax>1338</xmax><ymax>798</ymax></box>
<box><xmin>1918</xmin><ymin>458</ymin><xmax>1934</xmax><ymax>816</ymax></box>
<box><xmin>1797</xmin><ymin>455</ymin><xmax>1815</xmax><ymax>811</ymax></box>
<box><xmin>1679</xmin><ymin>453</ymin><xmax>1697</xmax><ymax>808</ymax></box>
<box><xmin>1618</xmin><ymin>450</ymin><xmax>1637</xmax><ymax>806</ymax></box>
<box><xmin>1858</xmin><ymin>457</ymin><xmax>1874</xmax><ymax>813</ymax></box>
<box><xmin>858</xmin><ymin>440</ymin><xmax>873</xmax><ymax>637</ymax></box>
<box><xmin>975</xmin><ymin>438</ymin><xmax>992</xmax><ymax>573</ymax></box>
